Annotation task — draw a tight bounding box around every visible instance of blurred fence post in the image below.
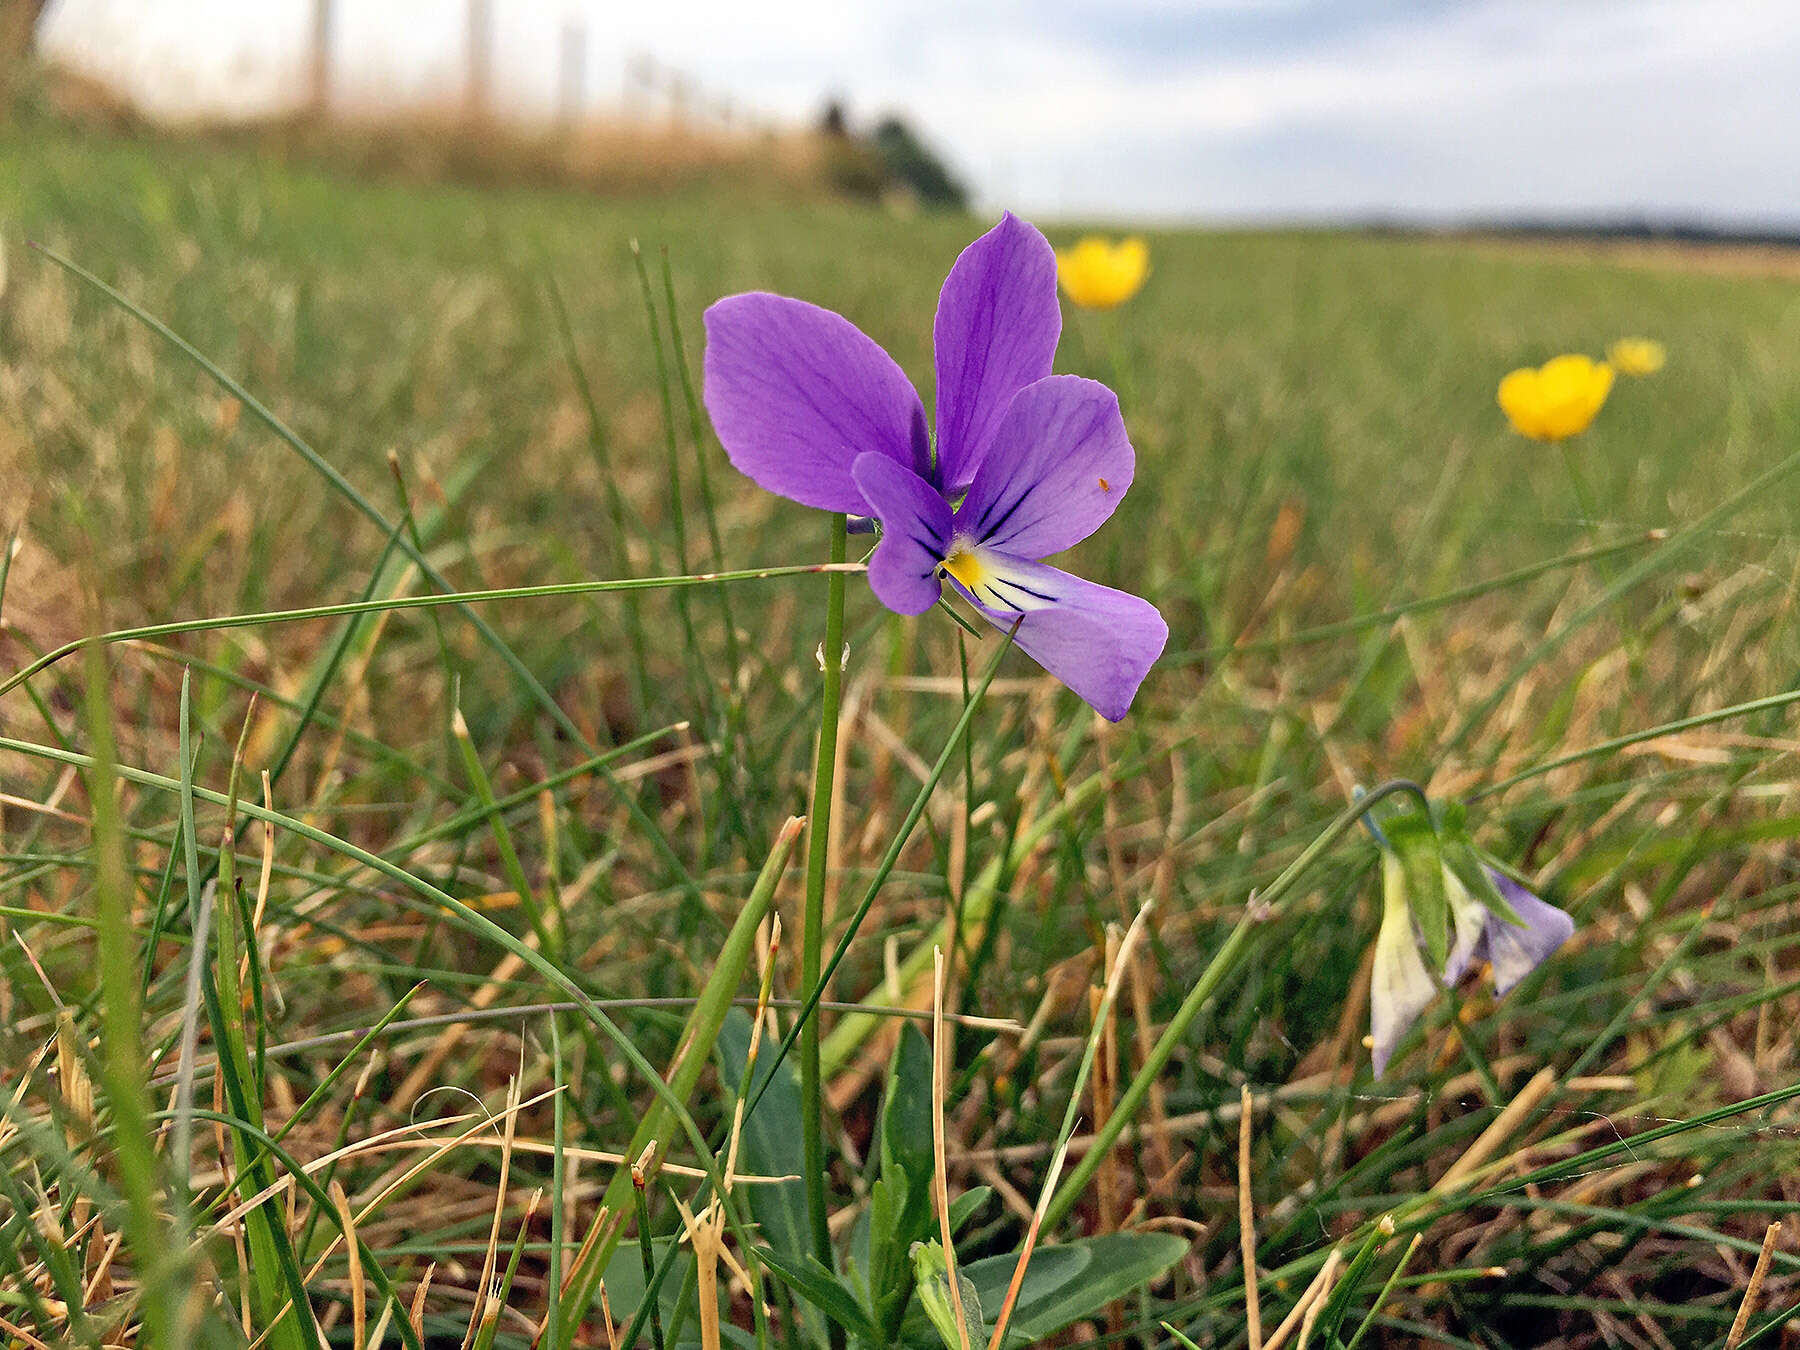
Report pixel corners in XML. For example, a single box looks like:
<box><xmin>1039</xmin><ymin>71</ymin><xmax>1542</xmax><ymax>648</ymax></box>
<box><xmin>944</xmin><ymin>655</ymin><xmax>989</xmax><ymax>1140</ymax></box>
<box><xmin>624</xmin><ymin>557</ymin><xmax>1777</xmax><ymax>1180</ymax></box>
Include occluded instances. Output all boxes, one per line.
<box><xmin>559</xmin><ymin>18</ymin><xmax>585</xmax><ymax>127</ymax></box>
<box><xmin>307</xmin><ymin>0</ymin><xmax>332</xmax><ymax>116</ymax></box>
<box><xmin>466</xmin><ymin>0</ymin><xmax>491</xmax><ymax>120</ymax></box>
<box><xmin>625</xmin><ymin>52</ymin><xmax>654</xmax><ymax>118</ymax></box>
<box><xmin>620</xmin><ymin>49</ymin><xmax>755</xmax><ymax>135</ymax></box>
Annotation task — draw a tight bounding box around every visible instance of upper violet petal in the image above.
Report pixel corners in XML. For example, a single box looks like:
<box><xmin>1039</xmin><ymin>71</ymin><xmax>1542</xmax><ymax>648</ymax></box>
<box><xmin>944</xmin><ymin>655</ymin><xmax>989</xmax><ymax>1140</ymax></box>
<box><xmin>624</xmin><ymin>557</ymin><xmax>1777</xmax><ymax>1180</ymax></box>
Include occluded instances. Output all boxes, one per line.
<box><xmin>950</xmin><ymin>555</ymin><xmax>1166</xmax><ymax>721</ymax></box>
<box><xmin>953</xmin><ymin>376</ymin><xmax>1133</xmax><ymax>559</ymax></box>
<box><xmin>1483</xmin><ymin>873</ymin><xmax>1575</xmax><ymax>995</ymax></box>
<box><xmin>852</xmin><ymin>453</ymin><xmax>953</xmax><ymax>617</ymax></box>
<box><xmin>703</xmin><ymin>293</ymin><xmax>928</xmax><ymax>514</ymax></box>
<box><xmin>932</xmin><ymin>213</ymin><xmax>1061</xmax><ymax>493</ymax></box>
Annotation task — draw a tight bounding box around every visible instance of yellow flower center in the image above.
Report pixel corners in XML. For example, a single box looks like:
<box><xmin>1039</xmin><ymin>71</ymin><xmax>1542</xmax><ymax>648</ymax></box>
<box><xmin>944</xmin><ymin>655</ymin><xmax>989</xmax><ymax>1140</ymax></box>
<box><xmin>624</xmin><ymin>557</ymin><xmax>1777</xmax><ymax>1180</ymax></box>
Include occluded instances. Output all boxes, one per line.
<box><xmin>941</xmin><ymin>543</ymin><xmax>988</xmax><ymax>590</ymax></box>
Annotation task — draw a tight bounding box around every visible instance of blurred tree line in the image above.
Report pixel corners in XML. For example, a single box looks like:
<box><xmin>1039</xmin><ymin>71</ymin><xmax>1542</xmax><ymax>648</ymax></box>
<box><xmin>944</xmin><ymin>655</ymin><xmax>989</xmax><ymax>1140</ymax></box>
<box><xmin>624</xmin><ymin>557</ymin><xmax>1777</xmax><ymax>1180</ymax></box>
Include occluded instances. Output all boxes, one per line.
<box><xmin>1</xmin><ymin>0</ymin><xmax>48</xmax><ymax>103</ymax></box>
<box><xmin>818</xmin><ymin>98</ymin><xmax>968</xmax><ymax>210</ymax></box>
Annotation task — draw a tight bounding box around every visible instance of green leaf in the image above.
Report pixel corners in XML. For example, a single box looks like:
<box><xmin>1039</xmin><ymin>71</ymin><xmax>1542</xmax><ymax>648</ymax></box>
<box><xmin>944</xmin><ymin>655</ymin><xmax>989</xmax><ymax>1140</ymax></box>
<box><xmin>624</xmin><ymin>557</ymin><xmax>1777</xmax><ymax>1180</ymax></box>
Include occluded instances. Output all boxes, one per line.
<box><xmin>912</xmin><ymin>1241</ymin><xmax>987</xmax><ymax>1350</ymax></box>
<box><xmin>1444</xmin><ymin>842</ymin><xmax>1523</xmax><ymax>927</ymax></box>
<box><xmin>1006</xmin><ymin>1233</ymin><xmax>1187</xmax><ymax>1343</ymax></box>
<box><xmin>920</xmin><ymin>1233</ymin><xmax>1187</xmax><ymax>1348</ymax></box>
<box><xmin>1390</xmin><ymin>812</ymin><xmax>1449</xmax><ymax>969</ymax></box>
<box><xmin>949</xmin><ymin>1187</ymin><xmax>992</xmax><ymax>1237</ymax></box>
<box><xmin>758</xmin><ymin>1246</ymin><xmax>884</xmax><ymax>1346</ymax></box>
<box><xmin>717</xmin><ymin>1009</ymin><xmax>811</xmax><ymax>1266</ymax></box>
<box><xmin>880</xmin><ymin>1024</ymin><xmax>935</xmax><ymax>1187</ymax></box>
<box><xmin>869</xmin><ymin>1023</ymin><xmax>939</xmax><ymax>1335</ymax></box>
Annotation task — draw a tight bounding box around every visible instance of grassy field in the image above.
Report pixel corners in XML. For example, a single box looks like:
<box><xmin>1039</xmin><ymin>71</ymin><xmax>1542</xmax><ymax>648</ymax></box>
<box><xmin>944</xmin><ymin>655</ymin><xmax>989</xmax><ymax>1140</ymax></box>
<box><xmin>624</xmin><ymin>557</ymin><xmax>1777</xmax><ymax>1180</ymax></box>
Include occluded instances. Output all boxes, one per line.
<box><xmin>5</xmin><ymin>109</ymin><xmax>1800</xmax><ymax>1348</ymax></box>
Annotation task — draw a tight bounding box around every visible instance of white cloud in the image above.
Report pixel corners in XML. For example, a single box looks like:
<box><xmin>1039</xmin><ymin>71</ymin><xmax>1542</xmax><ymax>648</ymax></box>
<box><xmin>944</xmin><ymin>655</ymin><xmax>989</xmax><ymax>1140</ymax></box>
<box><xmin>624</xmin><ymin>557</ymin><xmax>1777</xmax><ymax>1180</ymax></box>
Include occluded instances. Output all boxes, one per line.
<box><xmin>36</xmin><ymin>0</ymin><xmax>1800</xmax><ymax>224</ymax></box>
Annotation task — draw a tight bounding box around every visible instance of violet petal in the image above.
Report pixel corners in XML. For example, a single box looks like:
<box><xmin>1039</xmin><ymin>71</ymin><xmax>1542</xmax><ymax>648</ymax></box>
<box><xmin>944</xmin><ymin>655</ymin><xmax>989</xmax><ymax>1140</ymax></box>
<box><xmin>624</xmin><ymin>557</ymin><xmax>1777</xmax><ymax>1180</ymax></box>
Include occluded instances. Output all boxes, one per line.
<box><xmin>932</xmin><ymin>213</ymin><xmax>1061</xmax><ymax>493</ymax></box>
<box><xmin>703</xmin><ymin>293</ymin><xmax>928</xmax><ymax>514</ymax></box>
<box><xmin>1371</xmin><ymin>853</ymin><xmax>1440</xmax><ymax>1077</ymax></box>
<box><xmin>950</xmin><ymin>554</ymin><xmax>1166</xmax><ymax>721</ymax></box>
<box><xmin>1442</xmin><ymin>866</ymin><xmax>1490</xmax><ymax>986</ymax></box>
<box><xmin>953</xmin><ymin>375</ymin><xmax>1134</xmax><ymax>559</ymax></box>
<box><xmin>1483</xmin><ymin>873</ymin><xmax>1575</xmax><ymax>996</ymax></box>
<box><xmin>851</xmin><ymin>453</ymin><xmax>954</xmax><ymax>616</ymax></box>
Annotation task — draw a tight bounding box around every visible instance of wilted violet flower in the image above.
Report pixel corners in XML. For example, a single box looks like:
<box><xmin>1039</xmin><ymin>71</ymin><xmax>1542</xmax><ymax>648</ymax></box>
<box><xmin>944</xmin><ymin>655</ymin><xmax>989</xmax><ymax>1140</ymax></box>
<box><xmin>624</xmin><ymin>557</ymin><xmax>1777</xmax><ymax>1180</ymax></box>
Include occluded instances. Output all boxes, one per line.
<box><xmin>1454</xmin><ymin>869</ymin><xmax>1577</xmax><ymax>996</ymax></box>
<box><xmin>702</xmin><ymin>213</ymin><xmax>1167</xmax><ymax>721</ymax></box>
<box><xmin>1371</xmin><ymin>844</ymin><xmax>1574</xmax><ymax>1077</ymax></box>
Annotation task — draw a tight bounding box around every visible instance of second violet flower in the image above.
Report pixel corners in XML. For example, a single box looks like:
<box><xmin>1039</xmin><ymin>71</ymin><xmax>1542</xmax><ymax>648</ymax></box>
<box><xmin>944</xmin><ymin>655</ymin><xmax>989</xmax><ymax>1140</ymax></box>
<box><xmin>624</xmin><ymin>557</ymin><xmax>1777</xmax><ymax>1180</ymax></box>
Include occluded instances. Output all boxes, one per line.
<box><xmin>701</xmin><ymin>213</ymin><xmax>1168</xmax><ymax>722</ymax></box>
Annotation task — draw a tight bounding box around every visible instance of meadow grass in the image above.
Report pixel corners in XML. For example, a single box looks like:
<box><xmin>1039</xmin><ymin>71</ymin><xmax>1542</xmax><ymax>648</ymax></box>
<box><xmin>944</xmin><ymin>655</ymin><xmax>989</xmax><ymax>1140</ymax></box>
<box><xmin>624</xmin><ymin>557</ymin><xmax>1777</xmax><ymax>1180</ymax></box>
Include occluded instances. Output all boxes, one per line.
<box><xmin>4</xmin><ymin>111</ymin><xmax>1800</xmax><ymax>1348</ymax></box>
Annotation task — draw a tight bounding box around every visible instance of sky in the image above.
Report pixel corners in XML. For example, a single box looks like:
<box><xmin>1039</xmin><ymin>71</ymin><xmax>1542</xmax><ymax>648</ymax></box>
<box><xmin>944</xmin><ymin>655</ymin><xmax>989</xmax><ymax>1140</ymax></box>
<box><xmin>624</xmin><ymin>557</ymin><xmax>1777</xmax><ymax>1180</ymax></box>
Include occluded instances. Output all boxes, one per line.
<box><xmin>36</xmin><ymin>0</ymin><xmax>1800</xmax><ymax>227</ymax></box>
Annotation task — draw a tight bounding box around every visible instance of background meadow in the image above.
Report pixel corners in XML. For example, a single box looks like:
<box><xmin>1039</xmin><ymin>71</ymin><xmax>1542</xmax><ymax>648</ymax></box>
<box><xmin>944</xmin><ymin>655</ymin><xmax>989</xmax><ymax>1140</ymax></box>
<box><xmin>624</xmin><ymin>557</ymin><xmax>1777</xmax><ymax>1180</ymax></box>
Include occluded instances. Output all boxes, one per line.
<box><xmin>6</xmin><ymin>90</ymin><xmax>1800</xmax><ymax>1348</ymax></box>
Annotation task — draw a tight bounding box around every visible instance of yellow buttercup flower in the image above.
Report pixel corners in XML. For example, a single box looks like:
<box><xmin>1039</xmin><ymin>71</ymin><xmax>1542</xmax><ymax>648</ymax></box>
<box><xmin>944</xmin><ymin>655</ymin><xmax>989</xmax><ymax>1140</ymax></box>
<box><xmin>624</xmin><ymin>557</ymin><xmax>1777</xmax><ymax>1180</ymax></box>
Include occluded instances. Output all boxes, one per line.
<box><xmin>1607</xmin><ymin>337</ymin><xmax>1666</xmax><ymax>376</ymax></box>
<box><xmin>1497</xmin><ymin>354</ymin><xmax>1615</xmax><ymax>442</ymax></box>
<box><xmin>1055</xmin><ymin>236</ymin><xmax>1150</xmax><ymax>309</ymax></box>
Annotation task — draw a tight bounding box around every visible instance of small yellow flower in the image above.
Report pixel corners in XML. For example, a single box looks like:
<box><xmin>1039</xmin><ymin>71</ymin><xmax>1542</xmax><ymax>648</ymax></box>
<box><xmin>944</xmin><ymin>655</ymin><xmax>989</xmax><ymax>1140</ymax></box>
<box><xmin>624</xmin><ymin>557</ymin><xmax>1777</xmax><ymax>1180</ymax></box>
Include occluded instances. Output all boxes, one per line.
<box><xmin>1607</xmin><ymin>337</ymin><xmax>1666</xmax><ymax>376</ymax></box>
<box><xmin>1497</xmin><ymin>354</ymin><xmax>1615</xmax><ymax>441</ymax></box>
<box><xmin>1055</xmin><ymin>235</ymin><xmax>1149</xmax><ymax>309</ymax></box>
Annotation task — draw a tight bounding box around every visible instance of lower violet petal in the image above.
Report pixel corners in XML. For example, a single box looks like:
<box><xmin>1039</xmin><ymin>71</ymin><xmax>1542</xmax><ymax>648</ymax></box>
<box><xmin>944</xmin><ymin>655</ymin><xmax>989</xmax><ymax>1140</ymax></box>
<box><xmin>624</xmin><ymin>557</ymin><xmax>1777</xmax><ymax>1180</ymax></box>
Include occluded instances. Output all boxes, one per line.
<box><xmin>949</xmin><ymin>553</ymin><xmax>1166</xmax><ymax>721</ymax></box>
<box><xmin>1441</xmin><ymin>866</ymin><xmax>1490</xmax><ymax>986</ymax></box>
<box><xmin>851</xmin><ymin>453</ymin><xmax>954</xmax><ymax>617</ymax></box>
<box><xmin>1482</xmin><ymin>873</ymin><xmax>1575</xmax><ymax>995</ymax></box>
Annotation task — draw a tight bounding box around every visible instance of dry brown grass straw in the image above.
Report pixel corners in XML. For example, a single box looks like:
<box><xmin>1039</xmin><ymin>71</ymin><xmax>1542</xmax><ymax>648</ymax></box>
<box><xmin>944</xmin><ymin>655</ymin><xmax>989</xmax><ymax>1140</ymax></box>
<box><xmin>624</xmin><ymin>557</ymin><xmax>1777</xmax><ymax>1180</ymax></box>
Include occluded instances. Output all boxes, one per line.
<box><xmin>1725</xmin><ymin>1220</ymin><xmax>1782</xmax><ymax>1349</ymax></box>
<box><xmin>598</xmin><ymin>1279</ymin><xmax>621</xmax><ymax>1350</ymax></box>
<box><xmin>330</xmin><ymin>1181</ymin><xmax>366</xmax><ymax>1350</ymax></box>
<box><xmin>408</xmin><ymin>1264</ymin><xmax>435</xmax><ymax>1342</ymax></box>
<box><xmin>1238</xmin><ymin>1082</ymin><xmax>1263</xmax><ymax>1350</ymax></box>
<box><xmin>1262</xmin><ymin>1246</ymin><xmax>1341</xmax><ymax>1350</ymax></box>
<box><xmin>462</xmin><ymin>1072</ymin><xmax>523</xmax><ymax>1349</ymax></box>
<box><xmin>957</xmin><ymin>1080</ymin><xmax>1326</xmax><ymax>1167</ymax></box>
<box><xmin>1432</xmin><ymin>1065</ymin><xmax>1557</xmax><ymax>1194</ymax></box>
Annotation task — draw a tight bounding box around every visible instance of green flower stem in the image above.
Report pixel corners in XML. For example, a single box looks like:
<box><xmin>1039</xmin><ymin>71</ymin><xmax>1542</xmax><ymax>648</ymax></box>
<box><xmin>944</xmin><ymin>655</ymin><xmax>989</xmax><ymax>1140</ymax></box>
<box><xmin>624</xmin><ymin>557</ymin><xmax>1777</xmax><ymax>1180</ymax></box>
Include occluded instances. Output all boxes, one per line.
<box><xmin>801</xmin><ymin>514</ymin><xmax>850</xmax><ymax>1278</ymax></box>
<box><xmin>1039</xmin><ymin>779</ymin><xmax>1428</xmax><ymax>1234</ymax></box>
<box><xmin>1559</xmin><ymin>440</ymin><xmax>1602</xmax><ymax>538</ymax></box>
<box><xmin>748</xmin><ymin>621</ymin><xmax>1020</xmax><ymax>1121</ymax></box>
<box><xmin>1439</xmin><ymin>982</ymin><xmax>1503</xmax><ymax>1106</ymax></box>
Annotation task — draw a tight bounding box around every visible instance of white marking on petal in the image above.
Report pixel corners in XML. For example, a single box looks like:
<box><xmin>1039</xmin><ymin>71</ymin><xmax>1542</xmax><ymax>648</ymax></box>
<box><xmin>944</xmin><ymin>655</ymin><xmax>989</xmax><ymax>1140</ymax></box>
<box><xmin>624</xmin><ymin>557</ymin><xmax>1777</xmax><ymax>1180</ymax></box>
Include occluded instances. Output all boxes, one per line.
<box><xmin>942</xmin><ymin>544</ymin><xmax>1059</xmax><ymax>614</ymax></box>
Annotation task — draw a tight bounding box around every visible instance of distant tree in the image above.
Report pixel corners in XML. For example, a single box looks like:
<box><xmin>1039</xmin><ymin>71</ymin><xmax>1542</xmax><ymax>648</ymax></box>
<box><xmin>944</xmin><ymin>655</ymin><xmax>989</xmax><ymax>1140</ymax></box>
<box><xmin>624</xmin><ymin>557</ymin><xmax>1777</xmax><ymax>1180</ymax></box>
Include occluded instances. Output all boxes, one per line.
<box><xmin>1</xmin><ymin>0</ymin><xmax>48</xmax><ymax>62</ymax></box>
<box><xmin>816</xmin><ymin>97</ymin><xmax>885</xmax><ymax>199</ymax></box>
<box><xmin>871</xmin><ymin>115</ymin><xmax>968</xmax><ymax>210</ymax></box>
<box><xmin>1</xmin><ymin>0</ymin><xmax>50</xmax><ymax>111</ymax></box>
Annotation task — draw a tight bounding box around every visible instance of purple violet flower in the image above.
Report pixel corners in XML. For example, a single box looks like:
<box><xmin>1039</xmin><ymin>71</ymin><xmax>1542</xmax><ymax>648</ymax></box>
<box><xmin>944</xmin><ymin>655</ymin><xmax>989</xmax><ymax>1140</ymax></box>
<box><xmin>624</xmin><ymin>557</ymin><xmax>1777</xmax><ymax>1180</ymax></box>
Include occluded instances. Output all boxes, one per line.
<box><xmin>1457</xmin><ymin>870</ymin><xmax>1577</xmax><ymax>997</ymax></box>
<box><xmin>701</xmin><ymin>213</ymin><xmax>1168</xmax><ymax>721</ymax></box>
<box><xmin>1371</xmin><ymin>858</ymin><xmax>1574</xmax><ymax>1077</ymax></box>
